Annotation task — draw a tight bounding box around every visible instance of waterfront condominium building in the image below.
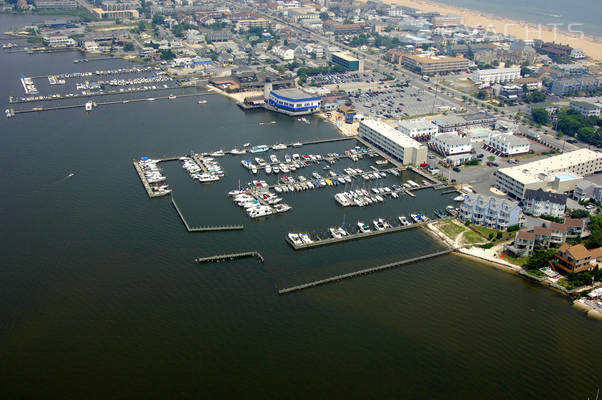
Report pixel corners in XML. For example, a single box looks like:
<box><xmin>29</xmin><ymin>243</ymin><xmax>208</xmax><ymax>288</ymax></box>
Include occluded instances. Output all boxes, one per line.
<box><xmin>459</xmin><ymin>194</ymin><xmax>522</xmax><ymax>230</ymax></box>
<box><xmin>359</xmin><ymin>119</ymin><xmax>427</xmax><ymax>166</ymax></box>
<box><xmin>330</xmin><ymin>52</ymin><xmax>363</xmax><ymax>72</ymax></box>
<box><xmin>34</xmin><ymin>0</ymin><xmax>77</xmax><ymax>9</ymax></box>
<box><xmin>430</xmin><ymin>133</ymin><xmax>472</xmax><ymax>155</ymax></box>
<box><xmin>521</xmin><ymin>188</ymin><xmax>567</xmax><ymax>218</ymax></box>
<box><xmin>495</xmin><ymin>149</ymin><xmax>602</xmax><ymax>199</ymax></box>
<box><xmin>471</xmin><ymin>68</ymin><xmax>521</xmax><ymax>85</ymax></box>
<box><xmin>569</xmin><ymin>101</ymin><xmax>601</xmax><ymax>117</ymax></box>
<box><xmin>401</xmin><ymin>53</ymin><xmax>470</xmax><ymax>75</ymax></box>
<box><xmin>487</xmin><ymin>134</ymin><xmax>530</xmax><ymax>156</ymax></box>
<box><xmin>397</xmin><ymin>118</ymin><xmax>439</xmax><ymax>139</ymax></box>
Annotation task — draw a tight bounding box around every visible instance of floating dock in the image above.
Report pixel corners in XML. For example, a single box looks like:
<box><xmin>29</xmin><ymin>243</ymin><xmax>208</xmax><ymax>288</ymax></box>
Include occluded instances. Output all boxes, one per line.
<box><xmin>133</xmin><ymin>160</ymin><xmax>169</xmax><ymax>198</ymax></box>
<box><xmin>278</xmin><ymin>249</ymin><xmax>455</xmax><ymax>294</ymax></box>
<box><xmin>171</xmin><ymin>196</ymin><xmax>243</xmax><ymax>232</ymax></box>
<box><xmin>195</xmin><ymin>251</ymin><xmax>264</xmax><ymax>263</ymax></box>
<box><xmin>286</xmin><ymin>218</ymin><xmax>451</xmax><ymax>250</ymax></box>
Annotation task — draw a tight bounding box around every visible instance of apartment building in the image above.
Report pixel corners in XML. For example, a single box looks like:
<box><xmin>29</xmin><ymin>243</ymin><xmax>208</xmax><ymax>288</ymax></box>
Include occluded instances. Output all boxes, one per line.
<box><xmin>459</xmin><ymin>194</ymin><xmax>522</xmax><ymax>231</ymax></box>
<box><xmin>359</xmin><ymin>119</ymin><xmax>427</xmax><ymax>166</ymax></box>
<box><xmin>397</xmin><ymin>118</ymin><xmax>438</xmax><ymax>139</ymax></box>
<box><xmin>472</xmin><ymin>68</ymin><xmax>521</xmax><ymax>85</ymax></box>
<box><xmin>570</xmin><ymin>101</ymin><xmax>601</xmax><ymax>117</ymax></box>
<box><xmin>487</xmin><ymin>134</ymin><xmax>530</xmax><ymax>156</ymax></box>
<box><xmin>551</xmin><ymin>244</ymin><xmax>602</xmax><ymax>274</ymax></box>
<box><xmin>430</xmin><ymin>133</ymin><xmax>472</xmax><ymax>155</ymax></box>
<box><xmin>522</xmin><ymin>189</ymin><xmax>567</xmax><ymax>218</ymax></box>
<box><xmin>401</xmin><ymin>53</ymin><xmax>470</xmax><ymax>75</ymax></box>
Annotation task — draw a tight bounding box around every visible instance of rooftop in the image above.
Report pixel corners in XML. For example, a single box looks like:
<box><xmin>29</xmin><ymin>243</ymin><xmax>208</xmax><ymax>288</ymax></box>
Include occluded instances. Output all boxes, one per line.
<box><xmin>403</xmin><ymin>53</ymin><xmax>468</xmax><ymax>64</ymax></box>
<box><xmin>331</xmin><ymin>51</ymin><xmax>359</xmax><ymax>62</ymax></box>
<box><xmin>398</xmin><ymin>118</ymin><xmax>436</xmax><ymax>131</ymax></box>
<box><xmin>360</xmin><ymin>119</ymin><xmax>425</xmax><ymax>150</ymax></box>
<box><xmin>491</xmin><ymin>134</ymin><xmax>530</xmax><ymax>147</ymax></box>
<box><xmin>524</xmin><ymin>188</ymin><xmax>567</xmax><ymax>204</ymax></box>
<box><xmin>434</xmin><ymin>133</ymin><xmax>471</xmax><ymax>146</ymax></box>
<box><xmin>271</xmin><ymin>88</ymin><xmax>321</xmax><ymax>100</ymax></box>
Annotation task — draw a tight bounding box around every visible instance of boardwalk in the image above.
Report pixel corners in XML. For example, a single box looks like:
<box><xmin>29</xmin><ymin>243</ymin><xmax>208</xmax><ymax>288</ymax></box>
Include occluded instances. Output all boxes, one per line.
<box><xmin>171</xmin><ymin>196</ymin><xmax>243</xmax><ymax>232</ymax></box>
<box><xmin>195</xmin><ymin>251</ymin><xmax>264</xmax><ymax>263</ymax></box>
<box><xmin>278</xmin><ymin>249</ymin><xmax>454</xmax><ymax>294</ymax></box>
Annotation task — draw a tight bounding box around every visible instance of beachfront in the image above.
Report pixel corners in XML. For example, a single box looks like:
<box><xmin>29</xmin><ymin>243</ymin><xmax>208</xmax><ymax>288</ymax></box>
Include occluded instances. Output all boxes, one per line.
<box><xmin>383</xmin><ymin>0</ymin><xmax>602</xmax><ymax>60</ymax></box>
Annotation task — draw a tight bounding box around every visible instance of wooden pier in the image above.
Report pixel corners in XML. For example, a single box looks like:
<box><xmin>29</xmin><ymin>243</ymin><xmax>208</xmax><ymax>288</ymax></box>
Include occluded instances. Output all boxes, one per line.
<box><xmin>133</xmin><ymin>160</ymin><xmax>169</xmax><ymax>198</ymax></box>
<box><xmin>278</xmin><ymin>249</ymin><xmax>455</xmax><ymax>294</ymax></box>
<box><xmin>286</xmin><ymin>218</ymin><xmax>451</xmax><ymax>250</ymax></box>
<box><xmin>195</xmin><ymin>251</ymin><xmax>264</xmax><ymax>263</ymax></box>
<box><xmin>171</xmin><ymin>196</ymin><xmax>243</xmax><ymax>232</ymax></box>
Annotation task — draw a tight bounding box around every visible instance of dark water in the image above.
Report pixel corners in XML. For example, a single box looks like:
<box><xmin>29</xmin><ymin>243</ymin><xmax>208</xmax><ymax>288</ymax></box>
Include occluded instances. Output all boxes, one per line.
<box><xmin>431</xmin><ymin>0</ymin><xmax>602</xmax><ymax>38</ymax></box>
<box><xmin>1</xmin><ymin>14</ymin><xmax>601</xmax><ymax>399</ymax></box>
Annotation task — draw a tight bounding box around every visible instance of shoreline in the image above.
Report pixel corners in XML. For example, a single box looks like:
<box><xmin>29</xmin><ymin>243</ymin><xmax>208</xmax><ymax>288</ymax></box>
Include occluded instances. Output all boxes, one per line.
<box><xmin>383</xmin><ymin>0</ymin><xmax>602</xmax><ymax>60</ymax></box>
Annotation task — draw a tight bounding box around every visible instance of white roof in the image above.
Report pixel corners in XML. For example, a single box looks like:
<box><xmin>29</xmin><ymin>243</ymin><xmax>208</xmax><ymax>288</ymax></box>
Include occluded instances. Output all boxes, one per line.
<box><xmin>398</xmin><ymin>118</ymin><xmax>436</xmax><ymax>131</ymax></box>
<box><xmin>361</xmin><ymin>119</ymin><xmax>424</xmax><ymax>149</ymax></box>
<box><xmin>499</xmin><ymin>149</ymin><xmax>602</xmax><ymax>185</ymax></box>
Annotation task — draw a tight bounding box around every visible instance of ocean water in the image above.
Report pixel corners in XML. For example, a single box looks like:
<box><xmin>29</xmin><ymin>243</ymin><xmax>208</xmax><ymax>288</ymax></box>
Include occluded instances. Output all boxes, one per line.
<box><xmin>430</xmin><ymin>0</ymin><xmax>602</xmax><ymax>38</ymax></box>
<box><xmin>0</xmin><ymin>14</ymin><xmax>601</xmax><ymax>399</ymax></box>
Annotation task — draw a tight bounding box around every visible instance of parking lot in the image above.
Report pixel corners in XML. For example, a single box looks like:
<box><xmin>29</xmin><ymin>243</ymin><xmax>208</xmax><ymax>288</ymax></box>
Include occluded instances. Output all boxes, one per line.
<box><xmin>350</xmin><ymin>83</ymin><xmax>461</xmax><ymax>119</ymax></box>
<box><xmin>307</xmin><ymin>71</ymin><xmax>386</xmax><ymax>85</ymax></box>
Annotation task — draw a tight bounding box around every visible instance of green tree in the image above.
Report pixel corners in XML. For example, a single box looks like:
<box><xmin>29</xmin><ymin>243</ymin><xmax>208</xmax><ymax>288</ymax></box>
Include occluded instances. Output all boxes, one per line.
<box><xmin>525</xmin><ymin>249</ymin><xmax>557</xmax><ymax>270</ymax></box>
<box><xmin>152</xmin><ymin>15</ymin><xmax>164</xmax><ymax>25</ymax></box>
<box><xmin>531</xmin><ymin>108</ymin><xmax>550</xmax><ymax>125</ymax></box>
<box><xmin>319</xmin><ymin>11</ymin><xmax>329</xmax><ymax>21</ymax></box>
<box><xmin>123</xmin><ymin>42</ymin><xmax>134</xmax><ymax>52</ymax></box>
<box><xmin>476</xmin><ymin>89</ymin><xmax>488</xmax><ymax>100</ymax></box>
<box><xmin>159</xmin><ymin>48</ymin><xmax>175</xmax><ymax>60</ymax></box>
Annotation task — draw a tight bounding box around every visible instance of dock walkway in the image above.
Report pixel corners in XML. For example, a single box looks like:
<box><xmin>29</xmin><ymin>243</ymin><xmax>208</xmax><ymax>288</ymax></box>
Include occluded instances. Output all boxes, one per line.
<box><xmin>287</xmin><ymin>217</ymin><xmax>451</xmax><ymax>250</ymax></box>
<box><xmin>171</xmin><ymin>196</ymin><xmax>243</xmax><ymax>232</ymax></box>
<box><xmin>279</xmin><ymin>249</ymin><xmax>454</xmax><ymax>294</ymax></box>
<box><xmin>133</xmin><ymin>160</ymin><xmax>169</xmax><ymax>198</ymax></box>
<box><xmin>195</xmin><ymin>251</ymin><xmax>264</xmax><ymax>263</ymax></box>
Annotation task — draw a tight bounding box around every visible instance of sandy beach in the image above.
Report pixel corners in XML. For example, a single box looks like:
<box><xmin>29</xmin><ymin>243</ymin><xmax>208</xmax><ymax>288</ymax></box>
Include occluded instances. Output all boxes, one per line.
<box><xmin>383</xmin><ymin>0</ymin><xmax>602</xmax><ymax>60</ymax></box>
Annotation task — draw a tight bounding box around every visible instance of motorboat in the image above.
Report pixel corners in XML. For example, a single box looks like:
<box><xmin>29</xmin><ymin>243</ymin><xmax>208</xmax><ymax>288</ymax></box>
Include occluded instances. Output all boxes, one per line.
<box><xmin>329</xmin><ymin>227</ymin><xmax>342</xmax><ymax>239</ymax></box>
<box><xmin>250</xmin><ymin>145</ymin><xmax>269</xmax><ymax>153</ymax></box>
<box><xmin>399</xmin><ymin>216</ymin><xmax>410</xmax><ymax>226</ymax></box>
<box><xmin>210</xmin><ymin>150</ymin><xmax>225</xmax><ymax>157</ymax></box>
<box><xmin>288</xmin><ymin>233</ymin><xmax>303</xmax><ymax>246</ymax></box>
<box><xmin>231</xmin><ymin>148</ymin><xmax>246</xmax><ymax>154</ymax></box>
<box><xmin>357</xmin><ymin>222</ymin><xmax>371</xmax><ymax>233</ymax></box>
<box><xmin>272</xmin><ymin>143</ymin><xmax>287</xmax><ymax>150</ymax></box>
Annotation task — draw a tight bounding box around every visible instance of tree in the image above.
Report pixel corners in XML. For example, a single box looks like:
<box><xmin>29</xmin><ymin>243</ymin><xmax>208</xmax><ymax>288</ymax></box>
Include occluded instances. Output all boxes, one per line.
<box><xmin>525</xmin><ymin>249</ymin><xmax>556</xmax><ymax>270</ymax></box>
<box><xmin>123</xmin><ymin>42</ymin><xmax>134</xmax><ymax>52</ymax></box>
<box><xmin>319</xmin><ymin>11</ymin><xmax>329</xmax><ymax>21</ymax></box>
<box><xmin>569</xmin><ymin>209</ymin><xmax>590</xmax><ymax>218</ymax></box>
<box><xmin>476</xmin><ymin>89</ymin><xmax>488</xmax><ymax>100</ymax></box>
<box><xmin>520</xmin><ymin>65</ymin><xmax>531</xmax><ymax>77</ymax></box>
<box><xmin>159</xmin><ymin>49</ymin><xmax>175</xmax><ymax>60</ymax></box>
<box><xmin>531</xmin><ymin>108</ymin><xmax>550</xmax><ymax>125</ymax></box>
<box><xmin>152</xmin><ymin>15</ymin><xmax>165</xmax><ymax>26</ymax></box>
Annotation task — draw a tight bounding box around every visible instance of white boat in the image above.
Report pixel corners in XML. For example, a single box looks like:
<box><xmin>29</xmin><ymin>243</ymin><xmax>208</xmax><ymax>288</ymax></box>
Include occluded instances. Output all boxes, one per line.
<box><xmin>410</xmin><ymin>214</ymin><xmax>421</xmax><ymax>223</ymax></box>
<box><xmin>330</xmin><ymin>228</ymin><xmax>342</xmax><ymax>239</ymax></box>
<box><xmin>210</xmin><ymin>150</ymin><xmax>225</xmax><ymax>157</ymax></box>
<box><xmin>288</xmin><ymin>233</ymin><xmax>303</xmax><ymax>246</ymax></box>
<box><xmin>454</xmin><ymin>195</ymin><xmax>465</xmax><ymax>201</ymax></box>
<box><xmin>248</xmin><ymin>207</ymin><xmax>273</xmax><ymax>218</ymax></box>
<box><xmin>197</xmin><ymin>174</ymin><xmax>219</xmax><ymax>182</ymax></box>
<box><xmin>250</xmin><ymin>145</ymin><xmax>269</xmax><ymax>153</ymax></box>
<box><xmin>292</xmin><ymin>142</ymin><xmax>302</xmax><ymax>147</ymax></box>
<box><xmin>231</xmin><ymin>148</ymin><xmax>246</xmax><ymax>154</ymax></box>
<box><xmin>198</xmin><ymin>99</ymin><xmax>207</xmax><ymax>104</ymax></box>
<box><xmin>85</xmin><ymin>102</ymin><xmax>93</xmax><ymax>112</ymax></box>
<box><xmin>251</xmin><ymin>167</ymin><xmax>258</xmax><ymax>174</ymax></box>
<box><xmin>265</xmin><ymin>165</ymin><xmax>272</xmax><ymax>174</ymax></box>
<box><xmin>357</xmin><ymin>222</ymin><xmax>371</xmax><ymax>233</ymax></box>
<box><xmin>299</xmin><ymin>233</ymin><xmax>313</xmax><ymax>244</ymax></box>
<box><xmin>272</xmin><ymin>143</ymin><xmax>287</xmax><ymax>150</ymax></box>
<box><xmin>168</xmin><ymin>94</ymin><xmax>176</xmax><ymax>100</ymax></box>
<box><xmin>273</xmin><ymin>165</ymin><xmax>280</xmax><ymax>174</ymax></box>
<box><xmin>243</xmin><ymin>142</ymin><xmax>251</xmax><ymax>147</ymax></box>
<box><xmin>399</xmin><ymin>216</ymin><xmax>410</xmax><ymax>226</ymax></box>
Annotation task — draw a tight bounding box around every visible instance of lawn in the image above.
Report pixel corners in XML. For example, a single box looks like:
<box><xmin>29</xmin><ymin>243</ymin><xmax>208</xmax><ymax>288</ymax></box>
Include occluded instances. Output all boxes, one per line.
<box><xmin>504</xmin><ymin>255</ymin><xmax>529</xmax><ymax>267</ymax></box>
<box><xmin>463</xmin><ymin>230</ymin><xmax>485</xmax><ymax>244</ymax></box>
<box><xmin>471</xmin><ymin>225</ymin><xmax>513</xmax><ymax>241</ymax></box>
<box><xmin>436</xmin><ymin>220</ymin><xmax>466</xmax><ymax>241</ymax></box>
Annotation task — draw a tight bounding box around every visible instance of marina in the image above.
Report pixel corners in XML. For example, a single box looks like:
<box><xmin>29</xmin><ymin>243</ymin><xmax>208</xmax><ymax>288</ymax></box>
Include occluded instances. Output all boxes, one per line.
<box><xmin>171</xmin><ymin>196</ymin><xmax>244</xmax><ymax>232</ymax></box>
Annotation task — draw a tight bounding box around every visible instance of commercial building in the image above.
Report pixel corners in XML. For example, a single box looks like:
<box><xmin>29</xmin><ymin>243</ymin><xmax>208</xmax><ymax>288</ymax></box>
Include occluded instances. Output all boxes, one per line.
<box><xmin>432</xmin><ymin>112</ymin><xmax>496</xmax><ymax>132</ymax></box>
<box><xmin>93</xmin><ymin>7</ymin><xmax>139</xmax><ymax>19</ymax></box>
<box><xmin>540</xmin><ymin>41</ymin><xmax>573</xmax><ymax>57</ymax></box>
<box><xmin>551</xmin><ymin>244</ymin><xmax>602</xmax><ymax>274</ymax></box>
<box><xmin>359</xmin><ymin>119</ymin><xmax>427</xmax><ymax>166</ymax></box>
<box><xmin>472</xmin><ymin>68</ymin><xmax>521</xmax><ymax>85</ymax></box>
<box><xmin>42</xmin><ymin>34</ymin><xmax>76</xmax><ymax>47</ymax></box>
<box><xmin>459</xmin><ymin>194</ymin><xmax>522</xmax><ymax>231</ymax></box>
<box><xmin>522</xmin><ymin>188</ymin><xmax>567</xmax><ymax>218</ymax></box>
<box><xmin>551</xmin><ymin>77</ymin><xmax>601</xmax><ymax>96</ymax></box>
<box><xmin>265</xmin><ymin>85</ymin><xmax>321</xmax><ymax>116</ymax></box>
<box><xmin>235</xmin><ymin>18</ymin><xmax>270</xmax><ymax>32</ymax></box>
<box><xmin>430</xmin><ymin>133</ymin><xmax>472</xmax><ymax>155</ymax></box>
<box><xmin>330</xmin><ymin>52</ymin><xmax>363</xmax><ymax>72</ymax></box>
<box><xmin>323</xmin><ymin>20</ymin><xmax>367</xmax><ymax>35</ymax></box>
<box><xmin>401</xmin><ymin>53</ymin><xmax>470</xmax><ymax>75</ymax></box>
<box><xmin>570</xmin><ymin>48</ymin><xmax>586</xmax><ymax>60</ymax></box>
<box><xmin>495</xmin><ymin>149</ymin><xmax>602</xmax><ymax>199</ymax></box>
<box><xmin>487</xmin><ymin>134</ymin><xmax>530</xmax><ymax>156</ymax></box>
<box><xmin>431</xmin><ymin>15</ymin><xmax>464</xmax><ymax>27</ymax></box>
<box><xmin>570</xmin><ymin>101</ymin><xmax>601</xmax><ymax>117</ymax></box>
<box><xmin>397</xmin><ymin>118</ymin><xmax>438</xmax><ymax>139</ymax></box>
<box><xmin>34</xmin><ymin>0</ymin><xmax>77</xmax><ymax>9</ymax></box>
<box><xmin>572</xmin><ymin>180</ymin><xmax>600</xmax><ymax>202</ymax></box>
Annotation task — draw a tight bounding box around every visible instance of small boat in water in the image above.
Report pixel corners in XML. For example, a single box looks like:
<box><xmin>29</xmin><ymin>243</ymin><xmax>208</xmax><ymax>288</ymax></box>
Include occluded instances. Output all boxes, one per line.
<box><xmin>198</xmin><ymin>98</ymin><xmax>207</xmax><ymax>104</ymax></box>
<box><xmin>250</xmin><ymin>145</ymin><xmax>269</xmax><ymax>153</ymax></box>
<box><xmin>230</xmin><ymin>148</ymin><xmax>246</xmax><ymax>154</ymax></box>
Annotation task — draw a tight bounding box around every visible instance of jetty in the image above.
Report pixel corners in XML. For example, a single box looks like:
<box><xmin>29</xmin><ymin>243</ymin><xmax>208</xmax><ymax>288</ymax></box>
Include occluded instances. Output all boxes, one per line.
<box><xmin>171</xmin><ymin>196</ymin><xmax>243</xmax><ymax>232</ymax></box>
<box><xmin>278</xmin><ymin>249</ymin><xmax>454</xmax><ymax>294</ymax></box>
<box><xmin>286</xmin><ymin>218</ymin><xmax>450</xmax><ymax>250</ymax></box>
<box><xmin>195</xmin><ymin>251</ymin><xmax>264</xmax><ymax>263</ymax></box>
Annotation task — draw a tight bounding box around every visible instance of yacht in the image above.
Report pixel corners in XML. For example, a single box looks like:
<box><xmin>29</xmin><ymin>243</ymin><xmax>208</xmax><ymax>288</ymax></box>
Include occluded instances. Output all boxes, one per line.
<box><xmin>410</xmin><ymin>214</ymin><xmax>421</xmax><ymax>223</ymax></box>
<box><xmin>357</xmin><ymin>222</ymin><xmax>371</xmax><ymax>233</ymax></box>
<box><xmin>265</xmin><ymin>165</ymin><xmax>272</xmax><ymax>174</ymax></box>
<box><xmin>231</xmin><ymin>148</ymin><xmax>246</xmax><ymax>154</ymax></box>
<box><xmin>251</xmin><ymin>166</ymin><xmax>258</xmax><ymax>174</ymax></box>
<box><xmin>248</xmin><ymin>207</ymin><xmax>273</xmax><ymax>218</ymax></box>
<box><xmin>292</xmin><ymin>142</ymin><xmax>302</xmax><ymax>147</ymax></box>
<box><xmin>275</xmin><ymin>203</ymin><xmax>292</xmax><ymax>213</ymax></box>
<box><xmin>288</xmin><ymin>233</ymin><xmax>303</xmax><ymax>246</ymax></box>
<box><xmin>273</xmin><ymin>165</ymin><xmax>280</xmax><ymax>174</ymax></box>
<box><xmin>168</xmin><ymin>94</ymin><xmax>176</xmax><ymax>100</ymax></box>
<box><xmin>329</xmin><ymin>228</ymin><xmax>343</xmax><ymax>239</ymax></box>
<box><xmin>284</xmin><ymin>154</ymin><xmax>292</xmax><ymax>163</ymax></box>
<box><xmin>272</xmin><ymin>143</ymin><xmax>287</xmax><ymax>150</ymax></box>
<box><xmin>454</xmin><ymin>195</ymin><xmax>465</xmax><ymax>202</ymax></box>
<box><xmin>198</xmin><ymin>99</ymin><xmax>207</xmax><ymax>104</ymax></box>
<box><xmin>243</xmin><ymin>142</ymin><xmax>251</xmax><ymax>147</ymax></box>
<box><xmin>210</xmin><ymin>150</ymin><xmax>225</xmax><ymax>157</ymax></box>
<box><xmin>299</xmin><ymin>233</ymin><xmax>313</xmax><ymax>244</ymax></box>
<box><xmin>373</xmin><ymin>219</ymin><xmax>385</xmax><ymax>231</ymax></box>
<box><xmin>270</xmin><ymin>155</ymin><xmax>279</xmax><ymax>163</ymax></box>
<box><xmin>250</xmin><ymin>145</ymin><xmax>269</xmax><ymax>153</ymax></box>
<box><xmin>197</xmin><ymin>174</ymin><xmax>219</xmax><ymax>182</ymax></box>
<box><xmin>85</xmin><ymin>102</ymin><xmax>93</xmax><ymax>111</ymax></box>
<box><xmin>399</xmin><ymin>216</ymin><xmax>410</xmax><ymax>226</ymax></box>
<box><xmin>255</xmin><ymin>157</ymin><xmax>266</xmax><ymax>166</ymax></box>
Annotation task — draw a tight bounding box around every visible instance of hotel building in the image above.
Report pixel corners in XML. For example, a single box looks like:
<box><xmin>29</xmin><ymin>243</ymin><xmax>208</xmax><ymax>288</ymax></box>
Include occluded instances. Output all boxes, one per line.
<box><xmin>359</xmin><ymin>119</ymin><xmax>427</xmax><ymax>166</ymax></box>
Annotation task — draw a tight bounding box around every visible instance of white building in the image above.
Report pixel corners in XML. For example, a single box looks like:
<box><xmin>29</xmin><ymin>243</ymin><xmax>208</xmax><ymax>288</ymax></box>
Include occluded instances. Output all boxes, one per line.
<box><xmin>397</xmin><ymin>118</ymin><xmax>438</xmax><ymax>139</ymax></box>
<box><xmin>522</xmin><ymin>189</ymin><xmax>567</xmax><ymax>218</ymax></box>
<box><xmin>359</xmin><ymin>119</ymin><xmax>427</xmax><ymax>166</ymax></box>
<box><xmin>430</xmin><ymin>133</ymin><xmax>472</xmax><ymax>155</ymax></box>
<box><xmin>460</xmin><ymin>194</ymin><xmax>522</xmax><ymax>230</ymax></box>
<box><xmin>83</xmin><ymin>41</ymin><xmax>99</xmax><ymax>52</ymax></box>
<box><xmin>488</xmin><ymin>134</ymin><xmax>530</xmax><ymax>156</ymax></box>
<box><xmin>570</xmin><ymin>101</ymin><xmax>601</xmax><ymax>117</ymax></box>
<box><xmin>496</xmin><ymin>149</ymin><xmax>602</xmax><ymax>199</ymax></box>
<box><xmin>43</xmin><ymin>34</ymin><xmax>76</xmax><ymax>47</ymax></box>
<box><xmin>265</xmin><ymin>86</ymin><xmax>321</xmax><ymax>115</ymax></box>
<box><xmin>472</xmin><ymin>67</ymin><xmax>521</xmax><ymax>85</ymax></box>
<box><xmin>570</xmin><ymin>48</ymin><xmax>586</xmax><ymax>60</ymax></box>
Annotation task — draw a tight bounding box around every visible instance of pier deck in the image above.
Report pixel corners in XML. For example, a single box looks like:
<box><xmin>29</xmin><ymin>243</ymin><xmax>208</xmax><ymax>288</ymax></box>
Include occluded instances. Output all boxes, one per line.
<box><xmin>133</xmin><ymin>160</ymin><xmax>169</xmax><ymax>198</ymax></box>
<box><xmin>279</xmin><ymin>249</ymin><xmax>454</xmax><ymax>294</ymax></box>
<box><xmin>287</xmin><ymin>217</ymin><xmax>451</xmax><ymax>250</ymax></box>
<box><xmin>195</xmin><ymin>251</ymin><xmax>264</xmax><ymax>263</ymax></box>
<box><xmin>171</xmin><ymin>196</ymin><xmax>243</xmax><ymax>232</ymax></box>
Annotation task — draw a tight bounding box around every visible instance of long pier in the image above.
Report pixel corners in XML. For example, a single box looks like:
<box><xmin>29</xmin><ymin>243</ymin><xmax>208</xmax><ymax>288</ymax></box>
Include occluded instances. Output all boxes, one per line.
<box><xmin>171</xmin><ymin>196</ymin><xmax>243</xmax><ymax>232</ymax></box>
<box><xmin>287</xmin><ymin>218</ymin><xmax>451</xmax><ymax>250</ymax></box>
<box><xmin>195</xmin><ymin>251</ymin><xmax>264</xmax><ymax>263</ymax></box>
<box><xmin>278</xmin><ymin>249</ymin><xmax>454</xmax><ymax>294</ymax></box>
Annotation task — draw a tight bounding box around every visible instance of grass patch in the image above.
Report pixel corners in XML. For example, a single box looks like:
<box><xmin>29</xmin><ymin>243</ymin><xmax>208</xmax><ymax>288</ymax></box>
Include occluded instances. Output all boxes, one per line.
<box><xmin>463</xmin><ymin>230</ymin><xmax>485</xmax><ymax>244</ymax></box>
<box><xmin>525</xmin><ymin>268</ymin><xmax>545</xmax><ymax>278</ymax></box>
<box><xmin>505</xmin><ymin>256</ymin><xmax>529</xmax><ymax>267</ymax></box>
<box><xmin>436</xmin><ymin>220</ymin><xmax>466</xmax><ymax>241</ymax></box>
<box><xmin>471</xmin><ymin>225</ymin><xmax>513</xmax><ymax>241</ymax></box>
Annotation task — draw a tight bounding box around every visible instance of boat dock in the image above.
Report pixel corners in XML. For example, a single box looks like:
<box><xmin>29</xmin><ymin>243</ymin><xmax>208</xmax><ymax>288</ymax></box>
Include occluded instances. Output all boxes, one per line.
<box><xmin>286</xmin><ymin>218</ymin><xmax>451</xmax><ymax>250</ymax></box>
<box><xmin>171</xmin><ymin>196</ymin><xmax>244</xmax><ymax>232</ymax></box>
<box><xmin>133</xmin><ymin>160</ymin><xmax>169</xmax><ymax>198</ymax></box>
<box><xmin>195</xmin><ymin>251</ymin><xmax>264</xmax><ymax>263</ymax></box>
<box><xmin>278</xmin><ymin>249</ymin><xmax>455</xmax><ymax>294</ymax></box>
